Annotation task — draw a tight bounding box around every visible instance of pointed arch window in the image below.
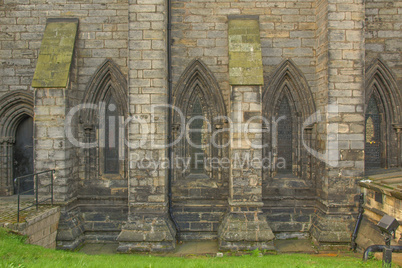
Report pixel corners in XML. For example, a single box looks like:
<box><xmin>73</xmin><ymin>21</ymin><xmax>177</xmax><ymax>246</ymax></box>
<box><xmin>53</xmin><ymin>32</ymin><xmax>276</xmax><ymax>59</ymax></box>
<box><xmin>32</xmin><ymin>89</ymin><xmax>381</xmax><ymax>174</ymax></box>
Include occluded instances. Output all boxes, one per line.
<box><xmin>263</xmin><ymin>60</ymin><xmax>316</xmax><ymax>180</ymax></box>
<box><xmin>364</xmin><ymin>59</ymin><xmax>402</xmax><ymax>171</ymax></box>
<box><xmin>88</xmin><ymin>89</ymin><xmax>125</xmax><ymax>178</ymax></box>
<box><xmin>365</xmin><ymin>95</ymin><xmax>381</xmax><ymax>168</ymax></box>
<box><xmin>275</xmin><ymin>95</ymin><xmax>293</xmax><ymax>173</ymax></box>
<box><xmin>104</xmin><ymin>95</ymin><xmax>120</xmax><ymax>174</ymax></box>
<box><xmin>82</xmin><ymin>59</ymin><xmax>128</xmax><ymax>181</ymax></box>
<box><xmin>172</xmin><ymin>59</ymin><xmax>227</xmax><ymax>184</ymax></box>
<box><xmin>189</xmin><ymin>97</ymin><xmax>206</xmax><ymax>173</ymax></box>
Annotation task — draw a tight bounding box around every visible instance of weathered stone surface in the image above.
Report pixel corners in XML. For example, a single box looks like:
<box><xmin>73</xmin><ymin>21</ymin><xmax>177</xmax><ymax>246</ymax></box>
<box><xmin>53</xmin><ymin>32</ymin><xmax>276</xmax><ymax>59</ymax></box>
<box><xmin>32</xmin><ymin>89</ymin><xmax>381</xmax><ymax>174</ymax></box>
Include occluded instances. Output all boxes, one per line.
<box><xmin>56</xmin><ymin>208</ymin><xmax>85</xmax><ymax>250</ymax></box>
<box><xmin>32</xmin><ymin>19</ymin><xmax>78</xmax><ymax>88</ymax></box>
<box><xmin>1</xmin><ymin>207</ymin><xmax>60</xmax><ymax>249</ymax></box>
<box><xmin>228</xmin><ymin>19</ymin><xmax>263</xmax><ymax>85</ymax></box>
<box><xmin>218</xmin><ymin>211</ymin><xmax>275</xmax><ymax>251</ymax></box>
<box><xmin>1</xmin><ymin>0</ymin><xmax>402</xmax><ymax>253</ymax></box>
<box><xmin>117</xmin><ymin>215</ymin><xmax>176</xmax><ymax>252</ymax></box>
<box><xmin>310</xmin><ymin>210</ymin><xmax>355</xmax><ymax>248</ymax></box>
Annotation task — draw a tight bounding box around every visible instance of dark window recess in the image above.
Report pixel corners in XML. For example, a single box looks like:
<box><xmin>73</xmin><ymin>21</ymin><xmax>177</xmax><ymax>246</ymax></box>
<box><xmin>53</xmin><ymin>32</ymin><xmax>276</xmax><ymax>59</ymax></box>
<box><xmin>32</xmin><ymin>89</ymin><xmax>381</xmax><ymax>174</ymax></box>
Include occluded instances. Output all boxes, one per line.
<box><xmin>375</xmin><ymin>191</ymin><xmax>383</xmax><ymax>204</ymax></box>
<box><xmin>190</xmin><ymin>97</ymin><xmax>205</xmax><ymax>173</ymax></box>
<box><xmin>13</xmin><ymin>116</ymin><xmax>34</xmax><ymax>194</ymax></box>
<box><xmin>365</xmin><ymin>96</ymin><xmax>381</xmax><ymax>168</ymax></box>
<box><xmin>276</xmin><ymin>97</ymin><xmax>292</xmax><ymax>172</ymax></box>
<box><xmin>104</xmin><ymin>96</ymin><xmax>119</xmax><ymax>174</ymax></box>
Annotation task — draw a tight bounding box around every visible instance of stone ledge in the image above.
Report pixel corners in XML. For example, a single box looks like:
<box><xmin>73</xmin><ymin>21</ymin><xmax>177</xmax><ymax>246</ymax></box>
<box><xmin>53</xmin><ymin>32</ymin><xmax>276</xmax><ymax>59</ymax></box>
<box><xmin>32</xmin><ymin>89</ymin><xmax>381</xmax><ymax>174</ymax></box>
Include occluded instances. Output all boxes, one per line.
<box><xmin>56</xmin><ymin>208</ymin><xmax>85</xmax><ymax>250</ymax></box>
<box><xmin>218</xmin><ymin>212</ymin><xmax>275</xmax><ymax>251</ymax></box>
<box><xmin>117</xmin><ymin>214</ymin><xmax>176</xmax><ymax>252</ymax></box>
<box><xmin>310</xmin><ymin>211</ymin><xmax>354</xmax><ymax>247</ymax></box>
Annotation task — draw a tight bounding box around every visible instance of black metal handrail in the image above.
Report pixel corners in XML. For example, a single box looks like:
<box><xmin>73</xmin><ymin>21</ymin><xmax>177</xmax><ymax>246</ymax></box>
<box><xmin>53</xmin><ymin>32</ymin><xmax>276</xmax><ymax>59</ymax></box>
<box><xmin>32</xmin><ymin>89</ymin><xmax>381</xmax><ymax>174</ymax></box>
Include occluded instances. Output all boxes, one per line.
<box><xmin>15</xmin><ymin>169</ymin><xmax>55</xmax><ymax>222</ymax></box>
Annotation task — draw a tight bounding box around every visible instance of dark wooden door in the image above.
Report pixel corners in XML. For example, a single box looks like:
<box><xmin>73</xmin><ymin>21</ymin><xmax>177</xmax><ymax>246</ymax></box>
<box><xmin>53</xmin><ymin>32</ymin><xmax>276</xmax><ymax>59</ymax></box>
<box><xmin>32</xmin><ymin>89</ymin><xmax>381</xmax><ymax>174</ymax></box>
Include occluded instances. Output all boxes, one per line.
<box><xmin>13</xmin><ymin>117</ymin><xmax>34</xmax><ymax>194</ymax></box>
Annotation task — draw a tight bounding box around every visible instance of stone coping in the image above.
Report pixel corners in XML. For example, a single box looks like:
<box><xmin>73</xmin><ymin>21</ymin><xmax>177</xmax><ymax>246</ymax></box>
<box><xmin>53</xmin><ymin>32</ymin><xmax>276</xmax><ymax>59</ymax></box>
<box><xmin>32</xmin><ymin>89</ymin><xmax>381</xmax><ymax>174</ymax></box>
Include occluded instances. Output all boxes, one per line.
<box><xmin>359</xmin><ymin>170</ymin><xmax>402</xmax><ymax>200</ymax></box>
<box><xmin>1</xmin><ymin>206</ymin><xmax>60</xmax><ymax>231</ymax></box>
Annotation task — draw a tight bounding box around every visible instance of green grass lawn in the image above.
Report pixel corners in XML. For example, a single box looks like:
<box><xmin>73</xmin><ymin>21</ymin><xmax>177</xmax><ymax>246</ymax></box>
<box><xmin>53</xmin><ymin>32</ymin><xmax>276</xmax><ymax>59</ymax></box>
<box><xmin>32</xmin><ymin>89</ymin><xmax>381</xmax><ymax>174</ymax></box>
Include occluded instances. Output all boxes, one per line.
<box><xmin>0</xmin><ymin>228</ymin><xmax>381</xmax><ymax>268</ymax></box>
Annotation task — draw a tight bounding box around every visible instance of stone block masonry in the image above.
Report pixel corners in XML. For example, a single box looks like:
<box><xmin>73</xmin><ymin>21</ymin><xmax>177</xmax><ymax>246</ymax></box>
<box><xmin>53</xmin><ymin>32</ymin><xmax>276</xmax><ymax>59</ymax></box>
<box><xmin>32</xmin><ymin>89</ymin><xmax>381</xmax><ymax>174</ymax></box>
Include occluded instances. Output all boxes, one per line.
<box><xmin>170</xmin><ymin>0</ymin><xmax>317</xmax><ymax>112</ymax></box>
<box><xmin>218</xmin><ymin>84</ymin><xmax>275</xmax><ymax>251</ymax></box>
<box><xmin>1</xmin><ymin>0</ymin><xmax>402</xmax><ymax>253</ymax></box>
<box><xmin>311</xmin><ymin>0</ymin><xmax>366</xmax><ymax>247</ymax></box>
<box><xmin>228</xmin><ymin>18</ymin><xmax>264</xmax><ymax>85</ymax></box>
<box><xmin>34</xmin><ymin>88</ymin><xmax>75</xmax><ymax>202</ymax></box>
<box><xmin>1</xmin><ymin>207</ymin><xmax>60</xmax><ymax>249</ymax></box>
<box><xmin>0</xmin><ymin>0</ymin><xmax>129</xmax><ymax>95</ymax></box>
<box><xmin>117</xmin><ymin>0</ymin><xmax>176</xmax><ymax>252</ymax></box>
<box><xmin>365</xmin><ymin>0</ymin><xmax>402</xmax><ymax>81</ymax></box>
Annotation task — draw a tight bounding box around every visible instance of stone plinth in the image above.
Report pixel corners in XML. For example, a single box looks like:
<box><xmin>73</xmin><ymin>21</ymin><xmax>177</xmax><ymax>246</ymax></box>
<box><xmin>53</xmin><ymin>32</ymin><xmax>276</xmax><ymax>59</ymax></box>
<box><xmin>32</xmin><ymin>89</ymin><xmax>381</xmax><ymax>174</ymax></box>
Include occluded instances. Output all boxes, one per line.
<box><xmin>219</xmin><ymin>205</ymin><xmax>275</xmax><ymax>251</ymax></box>
<box><xmin>117</xmin><ymin>213</ymin><xmax>176</xmax><ymax>252</ymax></box>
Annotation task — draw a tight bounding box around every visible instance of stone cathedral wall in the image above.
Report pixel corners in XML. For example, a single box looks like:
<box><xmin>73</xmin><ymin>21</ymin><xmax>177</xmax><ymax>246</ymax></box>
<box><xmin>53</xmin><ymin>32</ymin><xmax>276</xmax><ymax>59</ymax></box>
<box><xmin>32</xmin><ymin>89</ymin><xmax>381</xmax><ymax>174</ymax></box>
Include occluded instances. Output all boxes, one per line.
<box><xmin>0</xmin><ymin>0</ymin><xmax>401</xmax><ymax>251</ymax></box>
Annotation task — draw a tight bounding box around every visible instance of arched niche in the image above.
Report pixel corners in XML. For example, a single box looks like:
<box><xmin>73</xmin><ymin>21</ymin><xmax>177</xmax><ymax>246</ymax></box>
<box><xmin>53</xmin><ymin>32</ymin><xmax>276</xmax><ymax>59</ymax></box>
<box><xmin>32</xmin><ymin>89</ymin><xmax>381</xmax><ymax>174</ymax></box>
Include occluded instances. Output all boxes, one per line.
<box><xmin>0</xmin><ymin>90</ymin><xmax>34</xmax><ymax>195</ymax></box>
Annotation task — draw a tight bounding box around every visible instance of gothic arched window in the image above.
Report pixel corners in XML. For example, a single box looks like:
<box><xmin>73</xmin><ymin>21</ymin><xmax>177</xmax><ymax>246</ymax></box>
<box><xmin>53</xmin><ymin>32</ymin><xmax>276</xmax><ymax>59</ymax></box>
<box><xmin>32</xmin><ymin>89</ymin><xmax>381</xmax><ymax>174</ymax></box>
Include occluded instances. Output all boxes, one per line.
<box><xmin>189</xmin><ymin>97</ymin><xmax>206</xmax><ymax>173</ymax></box>
<box><xmin>365</xmin><ymin>96</ymin><xmax>381</xmax><ymax>168</ymax></box>
<box><xmin>263</xmin><ymin>60</ymin><xmax>316</xmax><ymax>180</ymax></box>
<box><xmin>365</xmin><ymin>59</ymin><xmax>402</xmax><ymax>171</ymax></box>
<box><xmin>104</xmin><ymin>95</ymin><xmax>120</xmax><ymax>174</ymax></box>
<box><xmin>172</xmin><ymin>59</ymin><xmax>227</xmax><ymax>191</ymax></box>
<box><xmin>81</xmin><ymin>60</ymin><xmax>128</xmax><ymax>196</ymax></box>
<box><xmin>275</xmin><ymin>96</ymin><xmax>293</xmax><ymax>173</ymax></box>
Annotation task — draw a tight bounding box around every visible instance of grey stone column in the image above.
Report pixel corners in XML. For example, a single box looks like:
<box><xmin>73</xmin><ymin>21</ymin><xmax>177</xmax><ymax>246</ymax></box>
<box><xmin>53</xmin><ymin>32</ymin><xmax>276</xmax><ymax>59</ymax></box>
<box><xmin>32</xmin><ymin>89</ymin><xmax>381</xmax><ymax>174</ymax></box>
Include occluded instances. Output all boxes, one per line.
<box><xmin>218</xmin><ymin>17</ymin><xmax>274</xmax><ymax>251</ymax></box>
<box><xmin>0</xmin><ymin>138</ymin><xmax>14</xmax><ymax>196</ymax></box>
<box><xmin>34</xmin><ymin>88</ymin><xmax>84</xmax><ymax>250</ymax></box>
<box><xmin>34</xmin><ymin>88</ymin><xmax>77</xmax><ymax>202</ymax></box>
<box><xmin>30</xmin><ymin>18</ymin><xmax>82</xmax><ymax>250</ymax></box>
<box><xmin>218</xmin><ymin>85</ymin><xmax>274</xmax><ymax>251</ymax></box>
<box><xmin>310</xmin><ymin>0</ymin><xmax>365</xmax><ymax>248</ymax></box>
<box><xmin>117</xmin><ymin>0</ymin><xmax>176</xmax><ymax>252</ymax></box>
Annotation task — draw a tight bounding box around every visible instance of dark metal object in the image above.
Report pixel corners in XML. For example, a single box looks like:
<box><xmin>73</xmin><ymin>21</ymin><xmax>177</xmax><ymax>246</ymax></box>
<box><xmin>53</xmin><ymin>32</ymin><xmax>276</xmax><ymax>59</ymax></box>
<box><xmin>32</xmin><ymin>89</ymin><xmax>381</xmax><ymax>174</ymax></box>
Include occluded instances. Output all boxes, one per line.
<box><xmin>351</xmin><ymin>193</ymin><xmax>364</xmax><ymax>251</ymax></box>
<box><xmin>167</xmin><ymin>0</ymin><xmax>180</xmax><ymax>238</ymax></box>
<box><xmin>16</xmin><ymin>169</ymin><xmax>55</xmax><ymax>222</ymax></box>
<box><xmin>383</xmin><ymin>235</ymin><xmax>392</xmax><ymax>268</ymax></box>
<box><xmin>362</xmin><ymin>214</ymin><xmax>401</xmax><ymax>267</ymax></box>
<box><xmin>377</xmin><ymin>215</ymin><xmax>399</xmax><ymax>235</ymax></box>
<box><xmin>363</xmin><ymin>245</ymin><xmax>402</xmax><ymax>261</ymax></box>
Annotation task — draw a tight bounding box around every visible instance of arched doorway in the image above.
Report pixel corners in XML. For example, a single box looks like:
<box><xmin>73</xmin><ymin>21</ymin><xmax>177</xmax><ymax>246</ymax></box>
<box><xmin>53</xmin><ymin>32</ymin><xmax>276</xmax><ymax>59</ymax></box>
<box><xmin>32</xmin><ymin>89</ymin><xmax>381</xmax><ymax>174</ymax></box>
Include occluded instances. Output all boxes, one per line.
<box><xmin>13</xmin><ymin>116</ymin><xmax>34</xmax><ymax>194</ymax></box>
<box><xmin>0</xmin><ymin>90</ymin><xmax>34</xmax><ymax>196</ymax></box>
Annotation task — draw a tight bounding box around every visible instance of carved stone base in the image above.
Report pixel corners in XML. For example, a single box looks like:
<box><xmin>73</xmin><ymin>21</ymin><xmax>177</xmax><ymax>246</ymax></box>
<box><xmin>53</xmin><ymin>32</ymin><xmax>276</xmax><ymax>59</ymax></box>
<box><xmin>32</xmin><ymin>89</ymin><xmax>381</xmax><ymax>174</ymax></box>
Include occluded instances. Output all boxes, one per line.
<box><xmin>218</xmin><ymin>209</ymin><xmax>275</xmax><ymax>251</ymax></box>
<box><xmin>117</xmin><ymin>214</ymin><xmax>176</xmax><ymax>252</ymax></box>
<box><xmin>310</xmin><ymin>210</ymin><xmax>354</xmax><ymax>249</ymax></box>
<box><xmin>56</xmin><ymin>208</ymin><xmax>85</xmax><ymax>250</ymax></box>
